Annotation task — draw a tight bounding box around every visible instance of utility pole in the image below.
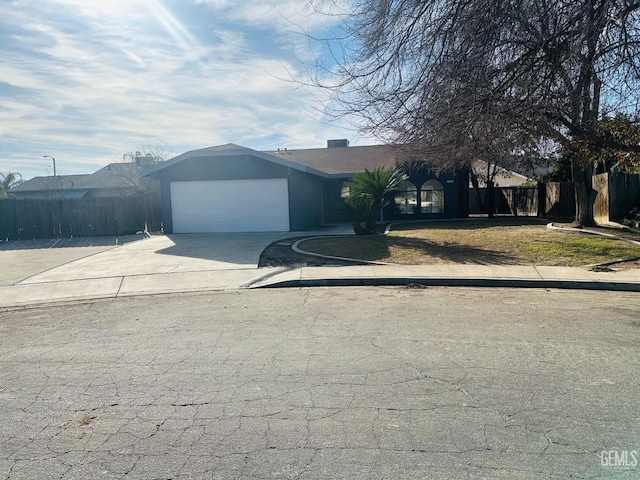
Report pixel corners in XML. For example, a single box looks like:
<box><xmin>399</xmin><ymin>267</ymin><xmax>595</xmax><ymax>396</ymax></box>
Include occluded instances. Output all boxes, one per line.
<box><xmin>43</xmin><ymin>155</ymin><xmax>57</xmax><ymax>176</ymax></box>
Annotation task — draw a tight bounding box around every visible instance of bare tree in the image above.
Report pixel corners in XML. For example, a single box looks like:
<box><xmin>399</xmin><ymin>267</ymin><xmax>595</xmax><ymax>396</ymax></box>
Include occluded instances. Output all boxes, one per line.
<box><xmin>40</xmin><ymin>176</ymin><xmax>76</xmax><ymax>200</ymax></box>
<box><xmin>115</xmin><ymin>145</ymin><xmax>172</xmax><ymax>197</ymax></box>
<box><xmin>121</xmin><ymin>145</ymin><xmax>174</xmax><ymax>164</ymax></box>
<box><xmin>310</xmin><ymin>0</ymin><xmax>640</xmax><ymax>226</ymax></box>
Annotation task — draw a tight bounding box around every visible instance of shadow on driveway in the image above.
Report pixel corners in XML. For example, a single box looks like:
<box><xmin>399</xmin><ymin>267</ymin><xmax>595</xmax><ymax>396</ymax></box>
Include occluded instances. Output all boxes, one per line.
<box><xmin>155</xmin><ymin>233</ymin><xmax>323</xmax><ymax>267</ymax></box>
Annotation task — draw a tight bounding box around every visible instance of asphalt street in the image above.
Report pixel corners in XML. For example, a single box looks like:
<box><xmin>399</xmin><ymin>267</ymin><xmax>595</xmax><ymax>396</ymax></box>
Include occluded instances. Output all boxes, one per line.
<box><xmin>1</xmin><ymin>287</ymin><xmax>639</xmax><ymax>479</ymax></box>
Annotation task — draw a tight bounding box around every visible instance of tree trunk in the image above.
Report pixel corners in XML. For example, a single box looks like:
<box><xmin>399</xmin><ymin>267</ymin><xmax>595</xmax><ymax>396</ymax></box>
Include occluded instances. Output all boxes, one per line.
<box><xmin>572</xmin><ymin>161</ymin><xmax>596</xmax><ymax>227</ymax></box>
<box><xmin>469</xmin><ymin>173</ymin><xmax>485</xmax><ymax>211</ymax></box>
<box><xmin>486</xmin><ymin>181</ymin><xmax>495</xmax><ymax>218</ymax></box>
<box><xmin>364</xmin><ymin>210</ymin><xmax>377</xmax><ymax>234</ymax></box>
<box><xmin>352</xmin><ymin>217</ymin><xmax>364</xmax><ymax>235</ymax></box>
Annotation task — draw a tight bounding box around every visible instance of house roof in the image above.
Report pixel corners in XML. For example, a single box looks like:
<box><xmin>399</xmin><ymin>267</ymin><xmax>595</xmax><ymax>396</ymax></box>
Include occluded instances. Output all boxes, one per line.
<box><xmin>8</xmin><ymin>142</ymin><xmax>527</xmax><ymax>189</ymax></box>
<box><xmin>9</xmin><ymin>163</ymin><xmax>146</xmax><ymax>193</ymax></box>
<box><xmin>144</xmin><ymin>142</ymin><xmax>533</xmax><ymax>184</ymax></box>
<box><xmin>262</xmin><ymin>144</ymin><xmax>398</xmax><ymax>176</ymax></box>
<box><xmin>9</xmin><ymin>174</ymin><xmax>91</xmax><ymax>192</ymax></box>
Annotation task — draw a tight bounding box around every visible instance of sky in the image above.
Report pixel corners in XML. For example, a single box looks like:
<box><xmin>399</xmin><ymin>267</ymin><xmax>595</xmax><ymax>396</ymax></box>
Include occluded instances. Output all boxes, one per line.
<box><xmin>0</xmin><ymin>0</ymin><xmax>362</xmax><ymax>180</ymax></box>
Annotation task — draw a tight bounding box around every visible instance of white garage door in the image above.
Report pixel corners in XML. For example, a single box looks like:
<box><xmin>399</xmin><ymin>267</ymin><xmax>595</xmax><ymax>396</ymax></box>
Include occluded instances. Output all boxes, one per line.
<box><xmin>170</xmin><ymin>179</ymin><xmax>290</xmax><ymax>233</ymax></box>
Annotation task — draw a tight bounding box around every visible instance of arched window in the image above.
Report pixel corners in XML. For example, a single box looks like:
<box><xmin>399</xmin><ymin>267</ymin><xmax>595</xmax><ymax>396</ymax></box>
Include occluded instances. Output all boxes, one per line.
<box><xmin>394</xmin><ymin>180</ymin><xmax>417</xmax><ymax>215</ymax></box>
<box><xmin>421</xmin><ymin>179</ymin><xmax>445</xmax><ymax>214</ymax></box>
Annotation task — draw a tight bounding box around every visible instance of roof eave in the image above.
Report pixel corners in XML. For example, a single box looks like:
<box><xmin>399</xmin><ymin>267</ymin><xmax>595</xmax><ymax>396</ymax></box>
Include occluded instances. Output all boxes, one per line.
<box><xmin>327</xmin><ymin>172</ymin><xmax>356</xmax><ymax>179</ymax></box>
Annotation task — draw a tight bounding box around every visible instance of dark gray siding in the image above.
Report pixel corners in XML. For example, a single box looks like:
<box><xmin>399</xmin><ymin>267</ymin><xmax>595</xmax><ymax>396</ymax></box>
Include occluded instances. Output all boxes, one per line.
<box><xmin>323</xmin><ymin>178</ymin><xmax>350</xmax><ymax>223</ymax></box>
<box><xmin>288</xmin><ymin>169</ymin><xmax>324</xmax><ymax>230</ymax></box>
<box><xmin>157</xmin><ymin>154</ymin><xmax>288</xmax><ymax>182</ymax></box>
<box><xmin>159</xmin><ymin>180</ymin><xmax>173</xmax><ymax>233</ymax></box>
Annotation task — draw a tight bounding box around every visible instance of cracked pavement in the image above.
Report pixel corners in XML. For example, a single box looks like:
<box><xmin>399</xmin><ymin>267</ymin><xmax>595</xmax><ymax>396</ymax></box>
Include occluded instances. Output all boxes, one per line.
<box><xmin>1</xmin><ymin>287</ymin><xmax>639</xmax><ymax>479</ymax></box>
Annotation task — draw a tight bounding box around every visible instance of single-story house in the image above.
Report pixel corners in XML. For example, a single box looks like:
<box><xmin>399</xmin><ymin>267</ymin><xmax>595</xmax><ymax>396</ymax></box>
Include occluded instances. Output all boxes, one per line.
<box><xmin>8</xmin><ymin>159</ymin><xmax>158</xmax><ymax>200</ymax></box>
<box><xmin>471</xmin><ymin>160</ymin><xmax>532</xmax><ymax>187</ymax></box>
<box><xmin>142</xmin><ymin>141</ymin><xmax>470</xmax><ymax>233</ymax></box>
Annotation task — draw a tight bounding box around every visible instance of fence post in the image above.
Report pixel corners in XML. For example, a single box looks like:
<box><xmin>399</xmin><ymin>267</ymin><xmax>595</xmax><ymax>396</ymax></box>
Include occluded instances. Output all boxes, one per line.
<box><xmin>537</xmin><ymin>182</ymin><xmax>546</xmax><ymax>217</ymax></box>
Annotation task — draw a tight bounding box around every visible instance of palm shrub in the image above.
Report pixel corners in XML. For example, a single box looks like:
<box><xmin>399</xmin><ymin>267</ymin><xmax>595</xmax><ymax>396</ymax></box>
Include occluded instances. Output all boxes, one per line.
<box><xmin>346</xmin><ymin>166</ymin><xmax>406</xmax><ymax>234</ymax></box>
<box><xmin>0</xmin><ymin>172</ymin><xmax>23</xmax><ymax>198</ymax></box>
<box><xmin>344</xmin><ymin>193</ymin><xmax>374</xmax><ymax>235</ymax></box>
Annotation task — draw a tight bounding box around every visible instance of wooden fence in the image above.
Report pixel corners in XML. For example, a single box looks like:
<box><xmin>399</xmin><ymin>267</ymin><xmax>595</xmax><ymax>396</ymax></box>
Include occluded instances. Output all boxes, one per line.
<box><xmin>469</xmin><ymin>182</ymin><xmax>575</xmax><ymax>218</ymax></box>
<box><xmin>0</xmin><ymin>195</ymin><xmax>162</xmax><ymax>241</ymax></box>
<box><xmin>468</xmin><ymin>175</ymin><xmax>640</xmax><ymax>222</ymax></box>
<box><xmin>540</xmin><ymin>182</ymin><xmax>576</xmax><ymax>219</ymax></box>
<box><xmin>593</xmin><ymin>173</ymin><xmax>640</xmax><ymax>223</ymax></box>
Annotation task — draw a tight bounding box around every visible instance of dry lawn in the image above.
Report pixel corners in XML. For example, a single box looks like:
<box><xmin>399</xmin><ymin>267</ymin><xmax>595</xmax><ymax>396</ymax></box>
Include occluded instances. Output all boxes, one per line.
<box><xmin>300</xmin><ymin>219</ymin><xmax>640</xmax><ymax>268</ymax></box>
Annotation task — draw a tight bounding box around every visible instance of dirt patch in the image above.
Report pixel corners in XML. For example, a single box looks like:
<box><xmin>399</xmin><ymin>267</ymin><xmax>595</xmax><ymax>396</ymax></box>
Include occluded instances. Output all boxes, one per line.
<box><xmin>258</xmin><ymin>237</ymin><xmax>361</xmax><ymax>267</ymax></box>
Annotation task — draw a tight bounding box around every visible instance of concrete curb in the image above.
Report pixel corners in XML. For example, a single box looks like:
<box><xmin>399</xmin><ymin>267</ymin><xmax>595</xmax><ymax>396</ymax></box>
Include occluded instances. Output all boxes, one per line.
<box><xmin>255</xmin><ymin>276</ymin><xmax>640</xmax><ymax>292</ymax></box>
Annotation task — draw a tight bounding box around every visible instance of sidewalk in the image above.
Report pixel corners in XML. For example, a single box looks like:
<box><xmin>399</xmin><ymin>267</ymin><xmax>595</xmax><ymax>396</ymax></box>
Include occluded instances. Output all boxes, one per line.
<box><xmin>0</xmin><ymin>268</ymin><xmax>284</xmax><ymax>308</ymax></box>
<box><xmin>1</xmin><ymin>263</ymin><xmax>638</xmax><ymax>309</ymax></box>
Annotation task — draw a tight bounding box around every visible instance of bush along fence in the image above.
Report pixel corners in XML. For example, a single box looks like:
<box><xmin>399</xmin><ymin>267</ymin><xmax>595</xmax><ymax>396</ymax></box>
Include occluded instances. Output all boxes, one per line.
<box><xmin>0</xmin><ymin>195</ymin><xmax>162</xmax><ymax>241</ymax></box>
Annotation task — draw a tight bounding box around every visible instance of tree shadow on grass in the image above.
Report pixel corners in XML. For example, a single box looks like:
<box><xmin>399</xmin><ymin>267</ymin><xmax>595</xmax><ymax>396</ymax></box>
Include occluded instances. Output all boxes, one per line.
<box><xmin>302</xmin><ymin>235</ymin><xmax>516</xmax><ymax>265</ymax></box>
<box><xmin>374</xmin><ymin>236</ymin><xmax>515</xmax><ymax>265</ymax></box>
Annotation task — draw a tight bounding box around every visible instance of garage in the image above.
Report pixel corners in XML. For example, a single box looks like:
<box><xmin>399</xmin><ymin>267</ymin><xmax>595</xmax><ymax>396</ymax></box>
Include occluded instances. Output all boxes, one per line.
<box><xmin>143</xmin><ymin>144</ymin><xmax>327</xmax><ymax>233</ymax></box>
<box><xmin>170</xmin><ymin>178</ymin><xmax>290</xmax><ymax>233</ymax></box>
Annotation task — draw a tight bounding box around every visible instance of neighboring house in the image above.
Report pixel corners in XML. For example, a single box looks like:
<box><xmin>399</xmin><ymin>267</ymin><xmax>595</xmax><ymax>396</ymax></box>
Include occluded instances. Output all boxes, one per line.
<box><xmin>8</xmin><ymin>160</ymin><xmax>158</xmax><ymax>200</ymax></box>
<box><xmin>142</xmin><ymin>141</ymin><xmax>470</xmax><ymax>233</ymax></box>
<box><xmin>471</xmin><ymin>160</ymin><xmax>532</xmax><ymax>187</ymax></box>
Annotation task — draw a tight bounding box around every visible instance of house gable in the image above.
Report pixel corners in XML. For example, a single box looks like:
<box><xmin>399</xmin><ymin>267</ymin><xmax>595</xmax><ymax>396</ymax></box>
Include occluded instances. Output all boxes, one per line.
<box><xmin>143</xmin><ymin>144</ymin><xmax>329</xmax><ymax>180</ymax></box>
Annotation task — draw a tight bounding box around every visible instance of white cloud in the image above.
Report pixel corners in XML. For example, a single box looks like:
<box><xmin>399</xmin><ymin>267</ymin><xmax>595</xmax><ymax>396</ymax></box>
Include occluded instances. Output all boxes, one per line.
<box><xmin>196</xmin><ymin>0</ymin><xmax>311</xmax><ymax>28</ymax></box>
<box><xmin>0</xmin><ymin>0</ymin><xmax>365</xmax><ymax>180</ymax></box>
<box><xmin>47</xmin><ymin>0</ymin><xmax>153</xmax><ymax>19</ymax></box>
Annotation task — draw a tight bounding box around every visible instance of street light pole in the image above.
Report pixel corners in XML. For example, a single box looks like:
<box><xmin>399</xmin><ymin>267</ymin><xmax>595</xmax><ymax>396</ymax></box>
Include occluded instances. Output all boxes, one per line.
<box><xmin>42</xmin><ymin>155</ymin><xmax>56</xmax><ymax>176</ymax></box>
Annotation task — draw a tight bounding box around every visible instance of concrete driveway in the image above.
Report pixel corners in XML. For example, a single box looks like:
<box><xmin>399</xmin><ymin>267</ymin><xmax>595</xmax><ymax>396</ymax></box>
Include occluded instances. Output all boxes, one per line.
<box><xmin>0</xmin><ymin>236</ymin><xmax>142</xmax><ymax>287</ymax></box>
<box><xmin>12</xmin><ymin>233</ymin><xmax>290</xmax><ymax>284</ymax></box>
<box><xmin>0</xmin><ymin>228</ymin><xmax>353</xmax><ymax>306</ymax></box>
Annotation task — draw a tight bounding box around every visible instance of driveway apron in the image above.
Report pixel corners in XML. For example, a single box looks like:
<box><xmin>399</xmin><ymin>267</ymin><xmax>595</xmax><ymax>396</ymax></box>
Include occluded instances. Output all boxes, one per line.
<box><xmin>15</xmin><ymin>233</ymin><xmax>291</xmax><ymax>284</ymax></box>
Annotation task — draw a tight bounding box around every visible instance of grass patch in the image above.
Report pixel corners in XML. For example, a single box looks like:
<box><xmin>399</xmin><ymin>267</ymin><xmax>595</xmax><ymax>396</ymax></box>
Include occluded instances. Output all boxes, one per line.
<box><xmin>300</xmin><ymin>219</ymin><xmax>640</xmax><ymax>267</ymax></box>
